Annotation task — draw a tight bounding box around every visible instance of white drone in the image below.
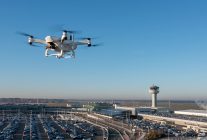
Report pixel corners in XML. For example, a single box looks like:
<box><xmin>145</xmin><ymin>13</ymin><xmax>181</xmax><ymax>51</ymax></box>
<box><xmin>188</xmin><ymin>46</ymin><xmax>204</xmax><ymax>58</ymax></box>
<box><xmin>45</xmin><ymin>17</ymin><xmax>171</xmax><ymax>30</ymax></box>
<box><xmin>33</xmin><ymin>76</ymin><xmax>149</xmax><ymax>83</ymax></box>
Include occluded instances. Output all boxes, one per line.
<box><xmin>18</xmin><ymin>30</ymin><xmax>99</xmax><ymax>59</ymax></box>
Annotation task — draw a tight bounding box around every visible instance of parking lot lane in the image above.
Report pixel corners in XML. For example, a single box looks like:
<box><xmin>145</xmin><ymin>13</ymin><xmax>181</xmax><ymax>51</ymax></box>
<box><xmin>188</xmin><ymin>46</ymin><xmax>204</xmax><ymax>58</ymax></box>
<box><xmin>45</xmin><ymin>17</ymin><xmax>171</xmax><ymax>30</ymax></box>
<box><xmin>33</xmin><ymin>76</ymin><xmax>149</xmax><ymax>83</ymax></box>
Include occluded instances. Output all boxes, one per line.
<box><xmin>49</xmin><ymin>118</ymin><xmax>72</xmax><ymax>140</ymax></box>
<box><xmin>0</xmin><ymin>122</ymin><xmax>8</xmax><ymax>132</ymax></box>
<box><xmin>13</xmin><ymin>120</ymin><xmax>25</xmax><ymax>140</ymax></box>
<box><xmin>37</xmin><ymin>117</ymin><xmax>49</xmax><ymax>140</ymax></box>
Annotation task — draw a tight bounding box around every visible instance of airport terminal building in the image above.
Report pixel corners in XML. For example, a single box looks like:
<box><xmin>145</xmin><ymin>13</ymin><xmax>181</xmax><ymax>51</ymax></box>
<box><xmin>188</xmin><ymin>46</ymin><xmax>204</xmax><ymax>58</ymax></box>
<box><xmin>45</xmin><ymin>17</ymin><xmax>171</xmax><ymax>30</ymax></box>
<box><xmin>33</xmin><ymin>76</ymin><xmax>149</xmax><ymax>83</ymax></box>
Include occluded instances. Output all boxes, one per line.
<box><xmin>175</xmin><ymin>109</ymin><xmax>207</xmax><ymax>117</ymax></box>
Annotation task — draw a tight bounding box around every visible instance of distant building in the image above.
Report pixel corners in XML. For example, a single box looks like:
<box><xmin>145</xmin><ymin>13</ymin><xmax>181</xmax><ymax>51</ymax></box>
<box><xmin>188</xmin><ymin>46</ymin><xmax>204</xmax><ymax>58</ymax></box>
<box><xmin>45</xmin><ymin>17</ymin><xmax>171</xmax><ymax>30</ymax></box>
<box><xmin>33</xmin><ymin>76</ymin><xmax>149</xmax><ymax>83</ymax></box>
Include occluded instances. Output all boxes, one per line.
<box><xmin>97</xmin><ymin>109</ymin><xmax>131</xmax><ymax>119</ymax></box>
<box><xmin>83</xmin><ymin>102</ymin><xmax>113</xmax><ymax>112</ymax></box>
<box><xmin>156</xmin><ymin>107</ymin><xmax>172</xmax><ymax>113</ymax></box>
<box><xmin>136</xmin><ymin>106</ymin><xmax>171</xmax><ymax>115</ymax></box>
<box><xmin>112</xmin><ymin>85</ymin><xmax>173</xmax><ymax>117</ymax></box>
<box><xmin>114</xmin><ymin>105</ymin><xmax>171</xmax><ymax>116</ymax></box>
<box><xmin>136</xmin><ymin>107</ymin><xmax>153</xmax><ymax>114</ymax></box>
<box><xmin>114</xmin><ymin>104</ymin><xmax>136</xmax><ymax>115</ymax></box>
<box><xmin>175</xmin><ymin>109</ymin><xmax>207</xmax><ymax>117</ymax></box>
<box><xmin>66</xmin><ymin>103</ymin><xmax>82</xmax><ymax>108</ymax></box>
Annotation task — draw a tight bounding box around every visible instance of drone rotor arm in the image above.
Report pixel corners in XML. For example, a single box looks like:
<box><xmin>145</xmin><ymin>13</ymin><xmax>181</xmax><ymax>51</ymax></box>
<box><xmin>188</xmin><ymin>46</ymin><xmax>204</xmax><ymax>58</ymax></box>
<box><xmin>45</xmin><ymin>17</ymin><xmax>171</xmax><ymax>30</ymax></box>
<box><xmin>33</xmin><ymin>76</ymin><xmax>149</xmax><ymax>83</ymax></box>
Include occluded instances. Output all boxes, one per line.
<box><xmin>75</xmin><ymin>40</ymin><xmax>91</xmax><ymax>46</ymax></box>
<box><xmin>31</xmin><ymin>39</ymin><xmax>47</xmax><ymax>45</ymax></box>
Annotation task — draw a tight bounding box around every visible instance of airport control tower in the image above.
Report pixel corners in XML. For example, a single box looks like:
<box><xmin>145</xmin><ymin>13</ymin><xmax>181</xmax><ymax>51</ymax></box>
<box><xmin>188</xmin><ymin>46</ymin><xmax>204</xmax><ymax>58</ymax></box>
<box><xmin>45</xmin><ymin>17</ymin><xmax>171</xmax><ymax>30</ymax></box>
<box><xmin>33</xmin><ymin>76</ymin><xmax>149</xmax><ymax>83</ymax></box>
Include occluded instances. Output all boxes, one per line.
<box><xmin>149</xmin><ymin>85</ymin><xmax>159</xmax><ymax>108</ymax></box>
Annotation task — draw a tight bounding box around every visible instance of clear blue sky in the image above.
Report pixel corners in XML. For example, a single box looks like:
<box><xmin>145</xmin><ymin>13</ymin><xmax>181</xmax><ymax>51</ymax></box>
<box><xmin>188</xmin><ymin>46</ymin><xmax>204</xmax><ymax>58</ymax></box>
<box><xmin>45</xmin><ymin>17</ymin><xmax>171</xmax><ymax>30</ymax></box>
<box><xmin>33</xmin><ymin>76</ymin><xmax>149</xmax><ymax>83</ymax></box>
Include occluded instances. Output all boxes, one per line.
<box><xmin>0</xmin><ymin>0</ymin><xmax>207</xmax><ymax>100</ymax></box>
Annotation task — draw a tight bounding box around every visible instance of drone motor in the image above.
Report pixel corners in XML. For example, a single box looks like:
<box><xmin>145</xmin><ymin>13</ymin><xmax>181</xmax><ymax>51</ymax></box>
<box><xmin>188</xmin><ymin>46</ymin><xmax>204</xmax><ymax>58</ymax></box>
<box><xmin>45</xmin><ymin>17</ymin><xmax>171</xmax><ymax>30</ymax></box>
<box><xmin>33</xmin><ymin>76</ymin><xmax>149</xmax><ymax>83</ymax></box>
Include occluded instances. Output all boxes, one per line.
<box><xmin>28</xmin><ymin>36</ymin><xmax>33</xmax><ymax>45</ymax></box>
<box><xmin>61</xmin><ymin>31</ymin><xmax>68</xmax><ymax>43</ymax></box>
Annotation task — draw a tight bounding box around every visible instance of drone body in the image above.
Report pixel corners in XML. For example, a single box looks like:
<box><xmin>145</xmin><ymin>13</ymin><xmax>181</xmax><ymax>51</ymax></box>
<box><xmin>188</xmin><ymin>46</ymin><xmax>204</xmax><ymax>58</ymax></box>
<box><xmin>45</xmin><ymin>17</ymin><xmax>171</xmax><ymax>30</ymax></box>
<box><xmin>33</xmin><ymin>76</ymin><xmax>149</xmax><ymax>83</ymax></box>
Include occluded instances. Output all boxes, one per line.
<box><xmin>20</xmin><ymin>30</ymin><xmax>95</xmax><ymax>59</ymax></box>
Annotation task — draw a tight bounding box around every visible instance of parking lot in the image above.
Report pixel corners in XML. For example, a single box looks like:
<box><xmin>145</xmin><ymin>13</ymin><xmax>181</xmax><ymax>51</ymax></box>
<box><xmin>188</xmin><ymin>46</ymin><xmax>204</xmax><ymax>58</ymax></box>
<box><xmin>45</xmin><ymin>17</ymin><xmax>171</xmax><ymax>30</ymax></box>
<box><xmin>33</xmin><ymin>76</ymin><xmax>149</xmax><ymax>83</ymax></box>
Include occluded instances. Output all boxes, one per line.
<box><xmin>0</xmin><ymin>114</ymin><xmax>50</xmax><ymax>140</ymax></box>
<box><xmin>0</xmin><ymin>112</ymin><xmax>123</xmax><ymax>140</ymax></box>
<box><xmin>130</xmin><ymin>118</ymin><xmax>207</xmax><ymax>138</ymax></box>
<box><xmin>1</xmin><ymin>112</ymin><xmax>206</xmax><ymax>139</ymax></box>
<box><xmin>52</xmin><ymin>115</ymin><xmax>104</xmax><ymax>140</ymax></box>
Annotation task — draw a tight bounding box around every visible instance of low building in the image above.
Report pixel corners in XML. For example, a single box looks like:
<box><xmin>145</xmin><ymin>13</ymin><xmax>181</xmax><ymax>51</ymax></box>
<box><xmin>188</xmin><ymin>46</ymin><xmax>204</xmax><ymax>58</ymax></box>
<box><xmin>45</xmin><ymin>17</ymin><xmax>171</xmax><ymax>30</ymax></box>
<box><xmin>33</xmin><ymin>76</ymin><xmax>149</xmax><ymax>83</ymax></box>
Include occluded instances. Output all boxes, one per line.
<box><xmin>175</xmin><ymin>109</ymin><xmax>207</xmax><ymax>117</ymax></box>
<box><xmin>136</xmin><ymin>106</ymin><xmax>171</xmax><ymax>114</ymax></box>
<box><xmin>156</xmin><ymin>107</ymin><xmax>172</xmax><ymax>114</ymax></box>
<box><xmin>66</xmin><ymin>103</ymin><xmax>82</xmax><ymax>108</ymax></box>
<box><xmin>97</xmin><ymin>109</ymin><xmax>131</xmax><ymax>119</ymax></box>
<box><xmin>83</xmin><ymin>102</ymin><xmax>113</xmax><ymax>112</ymax></box>
<box><xmin>136</xmin><ymin>107</ymin><xmax>153</xmax><ymax>114</ymax></box>
<box><xmin>114</xmin><ymin>104</ymin><xmax>172</xmax><ymax>116</ymax></box>
<box><xmin>114</xmin><ymin>104</ymin><xmax>136</xmax><ymax>115</ymax></box>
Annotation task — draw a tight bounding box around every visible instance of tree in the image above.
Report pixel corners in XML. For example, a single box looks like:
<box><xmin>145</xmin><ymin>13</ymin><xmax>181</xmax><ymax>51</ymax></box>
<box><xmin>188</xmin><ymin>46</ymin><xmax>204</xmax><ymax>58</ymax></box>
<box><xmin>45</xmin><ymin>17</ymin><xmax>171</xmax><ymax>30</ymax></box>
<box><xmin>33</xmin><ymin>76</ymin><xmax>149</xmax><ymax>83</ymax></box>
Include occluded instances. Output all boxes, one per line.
<box><xmin>145</xmin><ymin>130</ymin><xmax>161</xmax><ymax>140</ymax></box>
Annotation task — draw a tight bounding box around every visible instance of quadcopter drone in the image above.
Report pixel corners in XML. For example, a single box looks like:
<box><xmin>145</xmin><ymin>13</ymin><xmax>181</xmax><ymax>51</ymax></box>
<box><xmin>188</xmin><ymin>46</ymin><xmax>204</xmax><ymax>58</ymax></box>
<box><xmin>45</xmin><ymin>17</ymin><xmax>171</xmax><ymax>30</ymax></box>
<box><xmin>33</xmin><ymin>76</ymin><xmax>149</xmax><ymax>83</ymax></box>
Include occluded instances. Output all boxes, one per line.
<box><xmin>18</xmin><ymin>30</ymin><xmax>99</xmax><ymax>59</ymax></box>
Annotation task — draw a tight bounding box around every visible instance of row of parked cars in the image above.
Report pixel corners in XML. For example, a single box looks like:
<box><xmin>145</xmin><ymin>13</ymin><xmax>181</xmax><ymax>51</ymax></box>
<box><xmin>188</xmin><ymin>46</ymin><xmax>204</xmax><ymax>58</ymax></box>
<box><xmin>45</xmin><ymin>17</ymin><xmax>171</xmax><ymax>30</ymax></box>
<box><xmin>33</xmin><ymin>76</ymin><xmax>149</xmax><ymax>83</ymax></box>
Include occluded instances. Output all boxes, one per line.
<box><xmin>54</xmin><ymin>115</ymin><xmax>100</xmax><ymax>139</ymax></box>
<box><xmin>0</xmin><ymin>116</ymin><xmax>19</xmax><ymax>140</ymax></box>
<box><xmin>0</xmin><ymin>121</ymin><xmax>4</xmax><ymax>127</ymax></box>
<box><xmin>131</xmin><ymin>119</ymin><xmax>206</xmax><ymax>138</ymax></box>
<box><xmin>40</xmin><ymin>117</ymin><xmax>64</xmax><ymax>140</ymax></box>
<box><xmin>22</xmin><ymin>115</ymin><xmax>39</xmax><ymax>140</ymax></box>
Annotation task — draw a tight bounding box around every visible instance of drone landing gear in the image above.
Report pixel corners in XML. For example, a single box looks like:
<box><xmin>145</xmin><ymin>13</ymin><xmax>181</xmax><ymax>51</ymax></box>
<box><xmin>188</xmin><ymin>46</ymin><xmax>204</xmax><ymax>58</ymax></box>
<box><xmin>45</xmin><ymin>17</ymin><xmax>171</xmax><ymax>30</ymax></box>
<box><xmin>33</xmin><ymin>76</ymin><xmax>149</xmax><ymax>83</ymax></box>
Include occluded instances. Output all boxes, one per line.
<box><xmin>45</xmin><ymin>49</ymin><xmax>49</xmax><ymax>57</ymax></box>
<box><xmin>71</xmin><ymin>50</ymin><xmax>75</xmax><ymax>58</ymax></box>
<box><xmin>44</xmin><ymin>48</ymin><xmax>75</xmax><ymax>59</ymax></box>
<box><xmin>45</xmin><ymin>49</ymin><xmax>64</xmax><ymax>58</ymax></box>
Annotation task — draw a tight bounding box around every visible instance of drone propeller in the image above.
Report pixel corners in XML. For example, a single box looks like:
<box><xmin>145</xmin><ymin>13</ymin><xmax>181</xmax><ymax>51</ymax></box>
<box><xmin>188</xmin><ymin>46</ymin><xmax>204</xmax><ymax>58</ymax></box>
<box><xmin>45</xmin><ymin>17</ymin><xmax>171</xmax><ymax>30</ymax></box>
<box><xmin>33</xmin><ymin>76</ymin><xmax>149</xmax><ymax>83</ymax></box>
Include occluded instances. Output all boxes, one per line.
<box><xmin>30</xmin><ymin>44</ymin><xmax>42</xmax><ymax>47</ymax></box>
<box><xmin>16</xmin><ymin>32</ymin><xmax>34</xmax><ymax>38</ymax></box>
<box><xmin>61</xmin><ymin>29</ymin><xmax>80</xmax><ymax>34</ymax></box>
<box><xmin>91</xmin><ymin>44</ymin><xmax>101</xmax><ymax>47</ymax></box>
<box><xmin>78</xmin><ymin>37</ymin><xmax>99</xmax><ymax>40</ymax></box>
<box><xmin>17</xmin><ymin>31</ymin><xmax>39</xmax><ymax>46</ymax></box>
<box><xmin>78</xmin><ymin>37</ymin><xmax>103</xmax><ymax>47</ymax></box>
<box><xmin>89</xmin><ymin>43</ymin><xmax>103</xmax><ymax>47</ymax></box>
<box><xmin>78</xmin><ymin>37</ymin><xmax>91</xmax><ymax>40</ymax></box>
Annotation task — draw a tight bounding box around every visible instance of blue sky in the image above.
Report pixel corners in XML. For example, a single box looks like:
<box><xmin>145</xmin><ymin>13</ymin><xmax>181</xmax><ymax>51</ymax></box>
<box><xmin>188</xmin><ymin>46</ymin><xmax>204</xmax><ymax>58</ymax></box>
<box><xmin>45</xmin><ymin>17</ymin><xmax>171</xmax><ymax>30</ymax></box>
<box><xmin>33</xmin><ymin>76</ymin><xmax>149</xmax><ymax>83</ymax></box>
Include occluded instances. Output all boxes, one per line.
<box><xmin>0</xmin><ymin>0</ymin><xmax>207</xmax><ymax>100</ymax></box>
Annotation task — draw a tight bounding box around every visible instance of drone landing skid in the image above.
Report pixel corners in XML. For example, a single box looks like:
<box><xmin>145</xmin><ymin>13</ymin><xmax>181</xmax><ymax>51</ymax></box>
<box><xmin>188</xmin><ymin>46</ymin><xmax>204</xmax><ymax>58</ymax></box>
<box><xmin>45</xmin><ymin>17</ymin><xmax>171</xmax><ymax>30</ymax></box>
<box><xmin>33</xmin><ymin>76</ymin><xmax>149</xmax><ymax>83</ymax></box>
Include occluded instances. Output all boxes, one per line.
<box><xmin>64</xmin><ymin>56</ymin><xmax>72</xmax><ymax>59</ymax></box>
<box><xmin>45</xmin><ymin>53</ymin><xmax>75</xmax><ymax>59</ymax></box>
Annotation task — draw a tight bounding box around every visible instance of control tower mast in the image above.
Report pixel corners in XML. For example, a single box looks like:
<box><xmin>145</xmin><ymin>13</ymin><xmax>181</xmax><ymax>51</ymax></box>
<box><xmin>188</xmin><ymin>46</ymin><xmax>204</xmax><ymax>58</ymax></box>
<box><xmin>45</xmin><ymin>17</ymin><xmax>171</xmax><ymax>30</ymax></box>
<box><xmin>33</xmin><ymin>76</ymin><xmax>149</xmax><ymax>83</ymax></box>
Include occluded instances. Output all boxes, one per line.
<box><xmin>149</xmin><ymin>85</ymin><xmax>159</xmax><ymax>108</ymax></box>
